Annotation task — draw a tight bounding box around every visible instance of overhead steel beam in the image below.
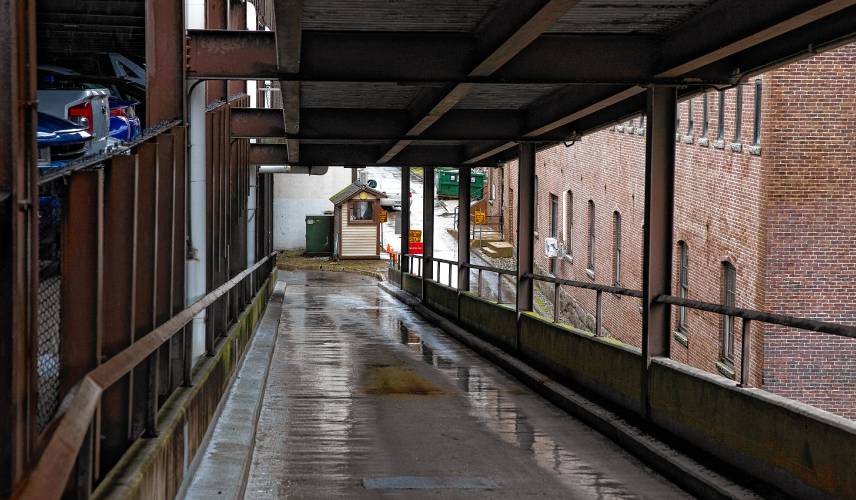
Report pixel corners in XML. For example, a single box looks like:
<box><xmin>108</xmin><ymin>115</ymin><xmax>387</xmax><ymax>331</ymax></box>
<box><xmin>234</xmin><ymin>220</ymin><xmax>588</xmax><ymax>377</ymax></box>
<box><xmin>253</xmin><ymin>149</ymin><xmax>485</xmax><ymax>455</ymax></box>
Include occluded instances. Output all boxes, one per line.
<box><xmin>146</xmin><ymin>0</ymin><xmax>184</xmax><ymax>125</ymax></box>
<box><xmin>230</xmin><ymin>108</ymin><xmax>285</xmax><ymax>138</ymax></box>
<box><xmin>273</xmin><ymin>0</ymin><xmax>302</xmax><ymax>163</ymax></box>
<box><xmin>186</xmin><ymin>29</ymin><xmax>277</xmax><ymax>80</ymax></box>
<box><xmin>466</xmin><ymin>0</ymin><xmax>856</xmax><ymax>164</ymax></box>
<box><xmin>248</xmin><ymin>143</ymin><xmax>498</xmax><ymax>168</ymax></box>
<box><xmin>377</xmin><ymin>0</ymin><xmax>580</xmax><ymax>164</ymax></box>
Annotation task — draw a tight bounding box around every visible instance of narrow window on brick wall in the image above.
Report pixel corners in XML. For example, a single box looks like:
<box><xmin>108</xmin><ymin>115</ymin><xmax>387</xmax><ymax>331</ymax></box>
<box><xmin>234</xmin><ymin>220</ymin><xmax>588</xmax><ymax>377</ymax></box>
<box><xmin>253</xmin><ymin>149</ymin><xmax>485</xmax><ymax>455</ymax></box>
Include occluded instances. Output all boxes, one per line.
<box><xmin>701</xmin><ymin>93</ymin><xmax>709</xmax><ymax>138</ymax></box>
<box><xmin>550</xmin><ymin>194</ymin><xmax>559</xmax><ymax>275</ymax></box>
<box><xmin>612</xmin><ymin>211</ymin><xmax>621</xmax><ymax>286</ymax></box>
<box><xmin>587</xmin><ymin>200</ymin><xmax>595</xmax><ymax>273</ymax></box>
<box><xmin>753</xmin><ymin>79</ymin><xmax>762</xmax><ymax>146</ymax></box>
<box><xmin>733</xmin><ymin>85</ymin><xmax>743</xmax><ymax>143</ymax></box>
<box><xmin>490</xmin><ymin>183</ymin><xmax>496</xmax><ymax>201</ymax></box>
<box><xmin>717</xmin><ymin>90</ymin><xmax>725</xmax><ymax>141</ymax></box>
<box><xmin>675</xmin><ymin>102</ymin><xmax>681</xmax><ymax>131</ymax></box>
<box><xmin>534</xmin><ymin>175</ymin><xmax>539</xmax><ymax>233</ymax></box>
<box><xmin>565</xmin><ymin>190</ymin><xmax>573</xmax><ymax>257</ymax></box>
<box><xmin>640</xmin><ymin>114</ymin><xmax>646</xmax><ymax>131</ymax></box>
<box><xmin>678</xmin><ymin>241</ymin><xmax>689</xmax><ymax>332</ymax></box>
<box><xmin>722</xmin><ymin>262</ymin><xmax>736</xmax><ymax>362</ymax></box>
<box><xmin>687</xmin><ymin>98</ymin><xmax>694</xmax><ymax>135</ymax></box>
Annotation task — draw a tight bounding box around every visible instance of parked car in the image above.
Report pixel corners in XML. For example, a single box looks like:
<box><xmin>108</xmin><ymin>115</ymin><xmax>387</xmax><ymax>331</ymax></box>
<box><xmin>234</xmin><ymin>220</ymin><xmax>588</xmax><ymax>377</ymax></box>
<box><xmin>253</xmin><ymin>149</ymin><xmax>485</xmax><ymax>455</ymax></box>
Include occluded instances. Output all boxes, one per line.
<box><xmin>37</xmin><ymin>87</ymin><xmax>110</xmax><ymax>156</ymax></box>
<box><xmin>108</xmin><ymin>98</ymin><xmax>142</xmax><ymax>144</ymax></box>
<box><xmin>37</xmin><ymin>112</ymin><xmax>92</xmax><ymax>168</ymax></box>
<box><xmin>38</xmin><ymin>66</ymin><xmax>146</xmax><ymax>121</ymax></box>
<box><xmin>67</xmin><ymin>52</ymin><xmax>147</xmax><ymax>87</ymax></box>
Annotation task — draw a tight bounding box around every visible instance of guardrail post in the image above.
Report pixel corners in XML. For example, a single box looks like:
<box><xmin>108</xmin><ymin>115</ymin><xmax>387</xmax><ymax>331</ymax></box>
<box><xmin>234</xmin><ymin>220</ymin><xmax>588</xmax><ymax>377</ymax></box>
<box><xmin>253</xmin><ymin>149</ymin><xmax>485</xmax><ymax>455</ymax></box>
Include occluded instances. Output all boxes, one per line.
<box><xmin>517</xmin><ymin>143</ymin><xmax>536</xmax><ymax>312</ymax></box>
<box><xmin>740</xmin><ymin>319</ymin><xmax>753</xmax><ymax>387</ymax></box>
<box><xmin>478</xmin><ymin>269</ymin><xmax>483</xmax><ymax>297</ymax></box>
<box><xmin>496</xmin><ymin>272</ymin><xmax>502</xmax><ymax>304</ymax></box>
<box><xmin>458</xmin><ymin>167</ymin><xmax>471</xmax><ymax>291</ymax></box>
<box><xmin>641</xmin><ymin>86</ymin><xmax>676</xmax><ymax>416</ymax></box>
<box><xmin>595</xmin><ymin>290</ymin><xmax>603</xmax><ymax>336</ymax></box>
<box><xmin>401</xmin><ymin>167</ymin><xmax>410</xmax><ymax>274</ymax></box>
<box><xmin>554</xmin><ymin>283</ymin><xmax>560</xmax><ymax>323</ymax></box>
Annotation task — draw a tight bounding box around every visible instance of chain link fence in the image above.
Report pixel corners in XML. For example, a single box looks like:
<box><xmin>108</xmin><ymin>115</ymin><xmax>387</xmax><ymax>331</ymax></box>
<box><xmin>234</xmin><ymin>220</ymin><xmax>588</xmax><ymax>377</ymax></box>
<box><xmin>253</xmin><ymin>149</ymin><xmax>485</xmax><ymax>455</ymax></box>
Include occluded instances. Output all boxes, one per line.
<box><xmin>36</xmin><ymin>184</ymin><xmax>63</xmax><ymax>431</ymax></box>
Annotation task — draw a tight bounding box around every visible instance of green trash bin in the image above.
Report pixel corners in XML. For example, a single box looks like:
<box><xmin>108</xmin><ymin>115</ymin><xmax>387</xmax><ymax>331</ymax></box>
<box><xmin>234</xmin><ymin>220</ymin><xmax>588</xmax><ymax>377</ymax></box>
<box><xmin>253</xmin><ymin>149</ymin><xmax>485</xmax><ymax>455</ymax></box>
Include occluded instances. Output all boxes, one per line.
<box><xmin>436</xmin><ymin>168</ymin><xmax>486</xmax><ymax>200</ymax></box>
<box><xmin>305</xmin><ymin>215</ymin><xmax>333</xmax><ymax>256</ymax></box>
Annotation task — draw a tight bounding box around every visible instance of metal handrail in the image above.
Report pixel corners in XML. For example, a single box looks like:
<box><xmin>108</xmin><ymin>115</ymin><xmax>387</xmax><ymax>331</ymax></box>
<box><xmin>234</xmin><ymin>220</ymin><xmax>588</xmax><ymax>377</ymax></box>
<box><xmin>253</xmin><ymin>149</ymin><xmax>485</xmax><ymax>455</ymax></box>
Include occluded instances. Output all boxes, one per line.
<box><xmin>656</xmin><ymin>294</ymin><xmax>856</xmax><ymax>340</ymax></box>
<box><xmin>465</xmin><ymin>262</ymin><xmax>516</xmax><ymax>275</ymax></box>
<box><xmin>528</xmin><ymin>272</ymin><xmax>642</xmax><ymax>298</ymax></box>
<box><xmin>16</xmin><ymin>253</ymin><xmax>276</xmax><ymax>500</ymax></box>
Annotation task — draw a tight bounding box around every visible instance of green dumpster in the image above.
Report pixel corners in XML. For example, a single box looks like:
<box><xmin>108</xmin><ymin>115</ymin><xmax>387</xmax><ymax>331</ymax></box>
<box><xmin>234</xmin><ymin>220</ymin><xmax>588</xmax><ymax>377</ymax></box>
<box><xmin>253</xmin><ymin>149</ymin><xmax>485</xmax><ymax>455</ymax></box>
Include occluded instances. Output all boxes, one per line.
<box><xmin>305</xmin><ymin>215</ymin><xmax>333</xmax><ymax>256</ymax></box>
<box><xmin>436</xmin><ymin>168</ymin><xmax>486</xmax><ymax>200</ymax></box>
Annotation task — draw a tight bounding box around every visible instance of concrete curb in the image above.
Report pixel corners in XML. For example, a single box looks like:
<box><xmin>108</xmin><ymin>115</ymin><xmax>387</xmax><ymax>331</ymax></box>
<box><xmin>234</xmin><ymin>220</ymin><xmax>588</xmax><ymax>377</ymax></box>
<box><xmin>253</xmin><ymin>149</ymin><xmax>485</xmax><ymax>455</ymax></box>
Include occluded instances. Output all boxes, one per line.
<box><xmin>379</xmin><ymin>282</ymin><xmax>761</xmax><ymax>500</ymax></box>
<box><xmin>180</xmin><ymin>280</ymin><xmax>286</xmax><ymax>500</ymax></box>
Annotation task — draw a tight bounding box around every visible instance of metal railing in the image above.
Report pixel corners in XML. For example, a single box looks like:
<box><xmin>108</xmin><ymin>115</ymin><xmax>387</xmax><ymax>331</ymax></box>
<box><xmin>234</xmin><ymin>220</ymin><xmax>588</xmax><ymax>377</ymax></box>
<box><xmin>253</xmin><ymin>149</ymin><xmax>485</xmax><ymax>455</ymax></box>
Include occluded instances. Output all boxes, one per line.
<box><xmin>468</xmin><ymin>262</ymin><xmax>515</xmax><ymax>304</ymax></box>
<box><xmin>17</xmin><ymin>254</ymin><xmax>276</xmax><ymax>500</ymax></box>
<box><xmin>528</xmin><ymin>272</ymin><xmax>642</xmax><ymax>336</ymax></box>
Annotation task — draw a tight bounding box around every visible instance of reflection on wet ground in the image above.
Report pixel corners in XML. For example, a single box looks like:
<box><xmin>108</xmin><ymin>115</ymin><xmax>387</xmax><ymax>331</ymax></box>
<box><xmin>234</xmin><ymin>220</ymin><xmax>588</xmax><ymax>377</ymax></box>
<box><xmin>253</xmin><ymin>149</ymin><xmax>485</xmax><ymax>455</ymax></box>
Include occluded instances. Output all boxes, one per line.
<box><xmin>245</xmin><ymin>270</ymin><xmax>690</xmax><ymax>499</ymax></box>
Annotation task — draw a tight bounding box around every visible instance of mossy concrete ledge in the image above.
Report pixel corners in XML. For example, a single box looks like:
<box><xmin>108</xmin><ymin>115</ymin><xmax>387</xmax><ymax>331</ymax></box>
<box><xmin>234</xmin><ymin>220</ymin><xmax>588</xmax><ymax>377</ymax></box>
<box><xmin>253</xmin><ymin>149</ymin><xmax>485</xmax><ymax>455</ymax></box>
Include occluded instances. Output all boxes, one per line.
<box><xmin>92</xmin><ymin>272</ymin><xmax>276</xmax><ymax>500</ymax></box>
<box><xmin>423</xmin><ymin>280</ymin><xmax>458</xmax><ymax>320</ymax></box>
<box><xmin>458</xmin><ymin>292</ymin><xmax>518</xmax><ymax>351</ymax></box>
<box><xmin>402</xmin><ymin>272</ymin><xmax>422</xmax><ymax>297</ymax></box>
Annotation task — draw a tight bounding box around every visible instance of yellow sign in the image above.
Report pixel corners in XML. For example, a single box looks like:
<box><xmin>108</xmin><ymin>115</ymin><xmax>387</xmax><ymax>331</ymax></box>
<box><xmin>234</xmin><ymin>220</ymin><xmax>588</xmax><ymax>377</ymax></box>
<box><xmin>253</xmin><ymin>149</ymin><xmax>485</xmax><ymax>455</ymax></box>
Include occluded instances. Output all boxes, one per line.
<box><xmin>379</xmin><ymin>210</ymin><xmax>388</xmax><ymax>223</ymax></box>
<box><xmin>408</xmin><ymin>229</ymin><xmax>422</xmax><ymax>243</ymax></box>
<box><xmin>474</xmin><ymin>210</ymin><xmax>486</xmax><ymax>224</ymax></box>
<box><xmin>359</xmin><ymin>192</ymin><xmax>368</xmax><ymax>199</ymax></box>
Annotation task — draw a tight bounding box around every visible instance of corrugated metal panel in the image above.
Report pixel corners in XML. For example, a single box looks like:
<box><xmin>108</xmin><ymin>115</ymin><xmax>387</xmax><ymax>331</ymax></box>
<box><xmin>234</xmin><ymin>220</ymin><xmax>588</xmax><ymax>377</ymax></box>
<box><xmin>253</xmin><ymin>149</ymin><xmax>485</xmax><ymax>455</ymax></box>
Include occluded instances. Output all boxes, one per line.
<box><xmin>304</xmin><ymin>0</ymin><xmax>496</xmax><ymax>32</ymax></box>
<box><xmin>455</xmin><ymin>84</ymin><xmax>565</xmax><ymax>110</ymax></box>
<box><xmin>302</xmin><ymin>82</ymin><xmax>422</xmax><ymax>109</ymax></box>
<box><xmin>547</xmin><ymin>0</ymin><xmax>714</xmax><ymax>34</ymax></box>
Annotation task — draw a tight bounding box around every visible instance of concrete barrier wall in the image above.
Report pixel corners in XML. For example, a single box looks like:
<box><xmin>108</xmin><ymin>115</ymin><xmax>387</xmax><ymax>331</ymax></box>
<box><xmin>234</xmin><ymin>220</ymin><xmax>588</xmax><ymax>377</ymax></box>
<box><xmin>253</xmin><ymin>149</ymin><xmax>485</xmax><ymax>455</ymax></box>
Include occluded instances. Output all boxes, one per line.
<box><xmin>458</xmin><ymin>293</ymin><xmax>518</xmax><ymax>351</ymax></box>
<box><xmin>518</xmin><ymin>313</ymin><xmax>642</xmax><ymax>413</ymax></box>
<box><xmin>93</xmin><ymin>273</ymin><xmax>276</xmax><ymax>500</ymax></box>
<box><xmin>402</xmin><ymin>273</ymin><xmax>422</xmax><ymax>297</ymax></box>
<box><xmin>423</xmin><ymin>280</ymin><xmax>459</xmax><ymax>319</ymax></box>
<box><xmin>392</xmin><ymin>280</ymin><xmax>856</xmax><ymax>498</ymax></box>
<box><xmin>649</xmin><ymin>358</ymin><xmax>856</xmax><ymax>499</ymax></box>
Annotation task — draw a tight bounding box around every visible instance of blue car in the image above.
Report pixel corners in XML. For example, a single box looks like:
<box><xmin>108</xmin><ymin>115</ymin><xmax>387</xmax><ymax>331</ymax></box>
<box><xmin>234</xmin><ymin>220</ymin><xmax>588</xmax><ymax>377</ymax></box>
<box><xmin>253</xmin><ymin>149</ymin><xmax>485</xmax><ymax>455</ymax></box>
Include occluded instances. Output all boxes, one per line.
<box><xmin>37</xmin><ymin>112</ymin><xmax>92</xmax><ymax>170</ymax></box>
<box><xmin>108</xmin><ymin>98</ymin><xmax>142</xmax><ymax>143</ymax></box>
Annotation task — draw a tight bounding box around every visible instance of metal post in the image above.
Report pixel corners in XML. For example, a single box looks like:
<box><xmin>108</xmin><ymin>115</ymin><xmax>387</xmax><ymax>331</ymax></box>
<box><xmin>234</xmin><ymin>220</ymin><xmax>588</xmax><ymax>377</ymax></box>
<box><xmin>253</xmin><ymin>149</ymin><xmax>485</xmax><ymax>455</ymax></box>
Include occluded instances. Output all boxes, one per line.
<box><xmin>423</xmin><ymin>167</ymin><xmax>435</xmax><ymax>284</ymax></box>
<box><xmin>478</xmin><ymin>269</ymin><xmax>483</xmax><ymax>297</ymax></box>
<box><xmin>496</xmin><ymin>272</ymin><xmax>502</xmax><ymax>304</ymax></box>
<box><xmin>458</xmin><ymin>167</ymin><xmax>471</xmax><ymax>291</ymax></box>
<box><xmin>400</xmin><ymin>167</ymin><xmax>410</xmax><ymax>273</ymax></box>
<box><xmin>517</xmin><ymin>143</ymin><xmax>536</xmax><ymax>312</ymax></box>
<box><xmin>641</xmin><ymin>86</ymin><xmax>676</xmax><ymax>415</ymax></box>
<box><xmin>554</xmin><ymin>283</ymin><xmax>560</xmax><ymax>323</ymax></box>
<box><xmin>740</xmin><ymin>319</ymin><xmax>753</xmax><ymax>387</ymax></box>
<box><xmin>595</xmin><ymin>290</ymin><xmax>603</xmax><ymax>336</ymax></box>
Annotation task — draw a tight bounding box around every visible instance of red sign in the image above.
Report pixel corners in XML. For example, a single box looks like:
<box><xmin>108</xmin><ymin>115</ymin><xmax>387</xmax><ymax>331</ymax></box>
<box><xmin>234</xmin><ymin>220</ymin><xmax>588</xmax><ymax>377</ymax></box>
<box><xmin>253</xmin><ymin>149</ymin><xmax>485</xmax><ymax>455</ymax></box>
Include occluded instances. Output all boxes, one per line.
<box><xmin>409</xmin><ymin>242</ymin><xmax>424</xmax><ymax>255</ymax></box>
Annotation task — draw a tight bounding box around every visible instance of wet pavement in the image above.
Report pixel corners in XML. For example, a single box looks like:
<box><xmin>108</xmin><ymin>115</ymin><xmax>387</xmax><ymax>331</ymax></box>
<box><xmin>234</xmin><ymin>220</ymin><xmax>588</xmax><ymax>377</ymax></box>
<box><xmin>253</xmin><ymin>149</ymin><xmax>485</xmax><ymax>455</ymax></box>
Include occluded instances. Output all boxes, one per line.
<box><xmin>245</xmin><ymin>270</ymin><xmax>691</xmax><ymax>499</ymax></box>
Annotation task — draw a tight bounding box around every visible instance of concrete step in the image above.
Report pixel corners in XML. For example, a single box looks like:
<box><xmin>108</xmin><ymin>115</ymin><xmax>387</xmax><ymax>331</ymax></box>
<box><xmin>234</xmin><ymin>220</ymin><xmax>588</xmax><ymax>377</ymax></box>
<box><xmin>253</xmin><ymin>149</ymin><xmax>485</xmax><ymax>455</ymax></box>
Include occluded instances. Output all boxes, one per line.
<box><xmin>485</xmin><ymin>241</ymin><xmax>513</xmax><ymax>257</ymax></box>
<box><xmin>482</xmin><ymin>247</ymin><xmax>500</xmax><ymax>258</ymax></box>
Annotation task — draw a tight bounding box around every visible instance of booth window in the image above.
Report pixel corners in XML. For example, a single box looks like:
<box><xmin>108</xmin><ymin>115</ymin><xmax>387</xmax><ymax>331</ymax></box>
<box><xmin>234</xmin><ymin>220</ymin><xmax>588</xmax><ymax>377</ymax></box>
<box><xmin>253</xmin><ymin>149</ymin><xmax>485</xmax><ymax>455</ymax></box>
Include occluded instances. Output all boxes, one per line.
<box><xmin>350</xmin><ymin>200</ymin><xmax>374</xmax><ymax>222</ymax></box>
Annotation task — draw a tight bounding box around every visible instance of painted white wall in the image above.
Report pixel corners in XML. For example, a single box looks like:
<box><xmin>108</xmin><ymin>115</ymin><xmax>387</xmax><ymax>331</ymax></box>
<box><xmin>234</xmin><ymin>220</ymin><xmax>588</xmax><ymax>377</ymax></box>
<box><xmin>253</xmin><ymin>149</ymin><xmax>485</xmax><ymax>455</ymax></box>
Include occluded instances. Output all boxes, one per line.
<box><xmin>273</xmin><ymin>167</ymin><xmax>352</xmax><ymax>250</ymax></box>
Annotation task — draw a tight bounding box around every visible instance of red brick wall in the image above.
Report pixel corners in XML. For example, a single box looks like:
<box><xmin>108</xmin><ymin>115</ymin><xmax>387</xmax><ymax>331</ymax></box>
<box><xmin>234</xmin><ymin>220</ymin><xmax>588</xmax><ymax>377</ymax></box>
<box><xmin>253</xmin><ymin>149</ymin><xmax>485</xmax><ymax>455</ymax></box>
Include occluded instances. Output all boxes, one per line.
<box><xmin>762</xmin><ymin>43</ymin><xmax>856</xmax><ymax>419</ymax></box>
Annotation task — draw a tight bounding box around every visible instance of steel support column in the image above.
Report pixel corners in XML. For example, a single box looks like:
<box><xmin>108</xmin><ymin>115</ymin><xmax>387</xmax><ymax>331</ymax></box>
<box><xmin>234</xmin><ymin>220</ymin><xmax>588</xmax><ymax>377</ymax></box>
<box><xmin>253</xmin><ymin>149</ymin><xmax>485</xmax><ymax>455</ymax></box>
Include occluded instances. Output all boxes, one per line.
<box><xmin>422</xmin><ymin>167</ymin><xmax>435</xmax><ymax>292</ymax></box>
<box><xmin>400</xmin><ymin>167</ymin><xmax>410</xmax><ymax>273</ymax></box>
<box><xmin>517</xmin><ymin>143</ymin><xmax>536</xmax><ymax>312</ymax></box>
<box><xmin>641</xmin><ymin>86</ymin><xmax>676</xmax><ymax>415</ymax></box>
<box><xmin>457</xmin><ymin>167</ymin><xmax>471</xmax><ymax>291</ymax></box>
<box><xmin>145</xmin><ymin>0</ymin><xmax>184</xmax><ymax>126</ymax></box>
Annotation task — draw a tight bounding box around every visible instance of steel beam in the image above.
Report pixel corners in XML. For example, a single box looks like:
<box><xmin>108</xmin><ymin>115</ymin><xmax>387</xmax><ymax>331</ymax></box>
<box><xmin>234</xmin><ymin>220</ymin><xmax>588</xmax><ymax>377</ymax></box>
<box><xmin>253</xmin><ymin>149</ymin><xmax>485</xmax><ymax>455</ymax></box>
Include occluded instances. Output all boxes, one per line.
<box><xmin>516</xmin><ymin>143</ymin><xmax>535</xmax><ymax>312</ymax></box>
<box><xmin>231</xmin><ymin>108</ymin><xmax>285</xmax><ymax>138</ymax></box>
<box><xmin>400</xmin><ymin>168</ymin><xmax>410</xmax><ymax>273</ymax></box>
<box><xmin>457</xmin><ymin>167</ymin><xmax>471</xmax><ymax>291</ymax></box>
<box><xmin>273</xmin><ymin>0</ymin><xmax>302</xmax><ymax>163</ymax></box>
<box><xmin>641</xmin><ymin>87</ymin><xmax>676</xmax><ymax>415</ymax></box>
<box><xmin>248</xmin><ymin>143</ymin><xmax>498</xmax><ymax>168</ymax></box>
<box><xmin>377</xmin><ymin>0</ymin><xmax>580</xmax><ymax>164</ymax></box>
<box><xmin>422</xmin><ymin>167</ymin><xmax>435</xmax><ymax>293</ymax></box>
<box><xmin>145</xmin><ymin>0</ymin><xmax>184</xmax><ymax>125</ymax></box>
<box><xmin>205</xmin><ymin>0</ymin><xmax>229</xmax><ymax>103</ymax></box>
<box><xmin>186</xmin><ymin>30</ymin><xmax>278</xmax><ymax>80</ymax></box>
<box><xmin>99</xmin><ymin>155</ymin><xmax>137</xmax><ymax>476</ymax></box>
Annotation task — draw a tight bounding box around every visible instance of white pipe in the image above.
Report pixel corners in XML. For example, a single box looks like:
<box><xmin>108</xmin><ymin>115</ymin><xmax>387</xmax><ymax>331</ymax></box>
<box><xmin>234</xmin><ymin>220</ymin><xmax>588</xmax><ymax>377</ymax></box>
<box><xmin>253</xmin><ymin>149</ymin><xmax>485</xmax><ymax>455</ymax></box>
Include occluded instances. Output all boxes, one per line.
<box><xmin>186</xmin><ymin>0</ymin><xmax>206</xmax><ymax>363</ymax></box>
<box><xmin>247</xmin><ymin>166</ymin><xmax>257</xmax><ymax>268</ymax></box>
<box><xmin>257</xmin><ymin>165</ymin><xmax>329</xmax><ymax>175</ymax></box>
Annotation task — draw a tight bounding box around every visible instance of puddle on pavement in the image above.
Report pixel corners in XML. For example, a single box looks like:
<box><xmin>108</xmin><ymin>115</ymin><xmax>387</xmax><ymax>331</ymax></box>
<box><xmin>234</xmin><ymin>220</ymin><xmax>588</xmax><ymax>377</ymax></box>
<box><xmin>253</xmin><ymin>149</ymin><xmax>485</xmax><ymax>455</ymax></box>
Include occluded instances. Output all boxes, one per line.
<box><xmin>390</xmin><ymin>319</ymin><xmax>645</xmax><ymax>498</ymax></box>
<box><xmin>362</xmin><ymin>365</ymin><xmax>445</xmax><ymax>396</ymax></box>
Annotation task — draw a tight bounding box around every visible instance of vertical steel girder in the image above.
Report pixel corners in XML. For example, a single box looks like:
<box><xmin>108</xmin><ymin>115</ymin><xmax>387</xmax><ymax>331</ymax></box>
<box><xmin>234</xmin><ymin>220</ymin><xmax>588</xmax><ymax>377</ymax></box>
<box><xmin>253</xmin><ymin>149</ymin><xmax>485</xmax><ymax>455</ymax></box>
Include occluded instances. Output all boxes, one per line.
<box><xmin>457</xmin><ymin>167</ymin><xmax>471</xmax><ymax>291</ymax></box>
<box><xmin>422</xmin><ymin>167</ymin><xmax>435</xmax><ymax>290</ymax></box>
<box><xmin>517</xmin><ymin>144</ymin><xmax>536</xmax><ymax>312</ymax></box>
<box><xmin>400</xmin><ymin>168</ymin><xmax>410</xmax><ymax>273</ymax></box>
<box><xmin>641</xmin><ymin>87</ymin><xmax>676</xmax><ymax>414</ymax></box>
<box><xmin>206</xmin><ymin>0</ymin><xmax>229</xmax><ymax>104</ymax></box>
<box><xmin>145</xmin><ymin>0</ymin><xmax>185</xmax><ymax>126</ymax></box>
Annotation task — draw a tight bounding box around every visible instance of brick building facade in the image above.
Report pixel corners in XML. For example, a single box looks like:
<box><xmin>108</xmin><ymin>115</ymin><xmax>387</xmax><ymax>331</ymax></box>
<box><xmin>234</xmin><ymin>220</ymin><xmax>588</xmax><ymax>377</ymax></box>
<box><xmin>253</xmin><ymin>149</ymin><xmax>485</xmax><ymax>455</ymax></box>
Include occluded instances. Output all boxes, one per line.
<box><xmin>485</xmin><ymin>42</ymin><xmax>856</xmax><ymax>418</ymax></box>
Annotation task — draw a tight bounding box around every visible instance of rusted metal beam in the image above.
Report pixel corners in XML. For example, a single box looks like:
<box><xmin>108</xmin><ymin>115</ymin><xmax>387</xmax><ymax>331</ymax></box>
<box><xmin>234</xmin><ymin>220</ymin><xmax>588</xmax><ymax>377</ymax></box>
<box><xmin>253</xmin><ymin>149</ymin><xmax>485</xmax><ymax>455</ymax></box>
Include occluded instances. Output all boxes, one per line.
<box><xmin>16</xmin><ymin>254</ymin><xmax>275</xmax><ymax>500</ymax></box>
<box><xmin>99</xmin><ymin>155</ymin><xmax>138</xmax><ymax>477</ymax></box>
<box><xmin>155</xmin><ymin>135</ymin><xmax>174</xmax><ymax>395</ymax></box>
<box><xmin>145</xmin><ymin>0</ymin><xmax>184</xmax><ymax>125</ymax></box>
<box><xmin>641</xmin><ymin>87</ymin><xmax>676</xmax><ymax>416</ymax></box>
<box><xmin>516</xmin><ymin>143</ymin><xmax>535</xmax><ymax>312</ymax></box>
<box><xmin>186</xmin><ymin>30</ymin><xmax>278</xmax><ymax>80</ymax></box>
<box><xmin>230</xmin><ymin>108</ymin><xmax>284</xmax><ymax>138</ymax></box>
<box><xmin>171</xmin><ymin>127</ymin><xmax>187</xmax><ymax>385</ymax></box>
<box><xmin>205</xmin><ymin>0</ymin><xmax>229</xmax><ymax>104</ymax></box>
<box><xmin>377</xmin><ymin>0</ymin><xmax>580</xmax><ymax>164</ymax></box>
<box><xmin>248</xmin><ymin>143</ymin><xmax>498</xmax><ymax>168</ymax></box>
<box><xmin>457</xmin><ymin>167</ymin><xmax>471</xmax><ymax>291</ymax></box>
<box><xmin>400</xmin><ymin>168</ymin><xmax>410</xmax><ymax>274</ymax></box>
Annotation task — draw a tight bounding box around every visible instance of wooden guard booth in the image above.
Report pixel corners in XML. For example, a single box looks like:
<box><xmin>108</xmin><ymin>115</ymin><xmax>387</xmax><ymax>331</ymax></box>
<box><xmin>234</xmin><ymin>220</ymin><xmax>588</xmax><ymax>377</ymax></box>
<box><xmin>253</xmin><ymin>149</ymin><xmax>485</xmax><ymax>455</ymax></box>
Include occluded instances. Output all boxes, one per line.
<box><xmin>330</xmin><ymin>182</ymin><xmax>386</xmax><ymax>259</ymax></box>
